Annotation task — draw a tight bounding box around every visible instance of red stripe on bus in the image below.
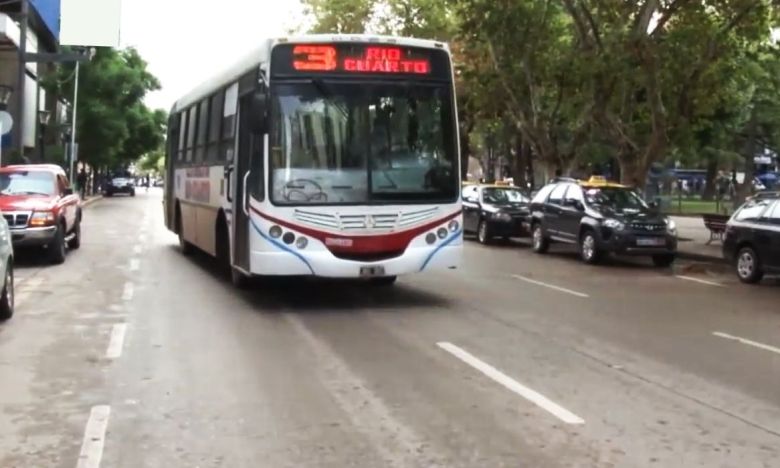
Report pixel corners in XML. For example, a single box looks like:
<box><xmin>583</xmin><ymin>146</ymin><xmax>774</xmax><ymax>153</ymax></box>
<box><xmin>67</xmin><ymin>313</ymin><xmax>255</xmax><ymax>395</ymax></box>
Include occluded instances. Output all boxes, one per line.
<box><xmin>250</xmin><ymin>206</ymin><xmax>461</xmax><ymax>254</ymax></box>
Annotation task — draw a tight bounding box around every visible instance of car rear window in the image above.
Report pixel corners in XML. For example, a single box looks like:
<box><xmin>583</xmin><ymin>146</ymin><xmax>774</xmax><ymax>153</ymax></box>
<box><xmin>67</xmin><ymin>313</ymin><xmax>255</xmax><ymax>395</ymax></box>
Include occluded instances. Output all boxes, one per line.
<box><xmin>734</xmin><ymin>199</ymin><xmax>774</xmax><ymax>221</ymax></box>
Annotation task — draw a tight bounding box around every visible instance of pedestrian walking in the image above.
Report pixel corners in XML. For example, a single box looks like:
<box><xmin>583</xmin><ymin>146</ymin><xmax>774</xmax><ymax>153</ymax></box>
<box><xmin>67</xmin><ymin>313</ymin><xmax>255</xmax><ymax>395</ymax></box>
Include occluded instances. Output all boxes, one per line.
<box><xmin>145</xmin><ymin>174</ymin><xmax>151</xmax><ymax>192</ymax></box>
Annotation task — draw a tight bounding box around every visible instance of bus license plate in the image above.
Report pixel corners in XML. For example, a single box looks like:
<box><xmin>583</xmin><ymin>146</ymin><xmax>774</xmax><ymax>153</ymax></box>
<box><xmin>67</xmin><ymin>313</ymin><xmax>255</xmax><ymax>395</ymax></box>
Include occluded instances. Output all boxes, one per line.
<box><xmin>636</xmin><ymin>237</ymin><xmax>665</xmax><ymax>247</ymax></box>
<box><xmin>360</xmin><ymin>266</ymin><xmax>386</xmax><ymax>277</ymax></box>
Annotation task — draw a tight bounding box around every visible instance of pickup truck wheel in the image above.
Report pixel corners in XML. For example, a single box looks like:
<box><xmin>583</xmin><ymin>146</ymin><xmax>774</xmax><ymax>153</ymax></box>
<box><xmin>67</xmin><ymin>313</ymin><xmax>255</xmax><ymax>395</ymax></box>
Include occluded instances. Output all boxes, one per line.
<box><xmin>48</xmin><ymin>225</ymin><xmax>67</xmax><ymax>265</ymax></box>
<box><xmin>0</xmin><ymin>262</ymin><xmax>14</xmax><ymax>321</ymax></box>
<box><xmin>68</xmin><ymin>220</ymin><xmax>82</xmax><ymax>249</ymax></box>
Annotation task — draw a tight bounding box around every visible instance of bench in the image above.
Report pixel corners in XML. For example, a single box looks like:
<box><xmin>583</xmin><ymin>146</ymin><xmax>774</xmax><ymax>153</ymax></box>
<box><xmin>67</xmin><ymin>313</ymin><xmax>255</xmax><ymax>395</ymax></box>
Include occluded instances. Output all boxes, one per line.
<box><xmin>702</xmin><ymin>213</ymin><xmax>730</xmax><ymax>244</ymax></box>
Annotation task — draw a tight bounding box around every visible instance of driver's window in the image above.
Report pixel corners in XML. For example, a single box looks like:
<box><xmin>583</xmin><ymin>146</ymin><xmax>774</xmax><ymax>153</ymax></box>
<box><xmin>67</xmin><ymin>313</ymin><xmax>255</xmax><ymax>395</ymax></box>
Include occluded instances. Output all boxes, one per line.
<box><xmin>565</xmin><ymin>185</ymin><xmax>584</xmax><ymax>203</ymax></box>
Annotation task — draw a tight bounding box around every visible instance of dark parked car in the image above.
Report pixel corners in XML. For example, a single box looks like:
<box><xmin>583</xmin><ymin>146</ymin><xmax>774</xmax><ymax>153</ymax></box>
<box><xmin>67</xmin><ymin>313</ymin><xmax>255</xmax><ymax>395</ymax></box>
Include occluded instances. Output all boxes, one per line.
<box><xmin>462</xmin><ymin>183</ymin><xmax>531</xmax><ymax>243</ymax></box>
<box><xmin>723</xmin><ymin>194</ymin><xmax>780</xmax><ymax>283</ymax></box>
<box><xmin>103</xmin><ymin>175</ymin><xmax>136</xmax><ymax>197</ymax></box>
<box><xmin>529</xmin><ymin>176</ymin><xmax>678</xmax><ymax>266</ymax></box>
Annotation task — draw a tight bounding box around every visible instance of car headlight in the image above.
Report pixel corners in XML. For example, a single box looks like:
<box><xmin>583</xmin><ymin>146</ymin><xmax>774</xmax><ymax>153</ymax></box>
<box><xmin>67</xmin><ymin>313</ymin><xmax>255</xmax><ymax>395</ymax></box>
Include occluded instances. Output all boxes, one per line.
<box><xmin>666</xmin><ymin>219</ymin><xmax>677</xmax><ymax>235</ymax></box>
<box><xmin>30</xmin><ymin>211</ymin><xmax>56</xmax><ymax>227</ymax></box>
<box><xmin>603</xmin><ymin>219</ymin><xmax>625</xmax><ymax>231</ymax></box>
<box><xmin>492</xmin><ymin>212</ymin><xmax>512</xmax><ymax>222</ymax></box>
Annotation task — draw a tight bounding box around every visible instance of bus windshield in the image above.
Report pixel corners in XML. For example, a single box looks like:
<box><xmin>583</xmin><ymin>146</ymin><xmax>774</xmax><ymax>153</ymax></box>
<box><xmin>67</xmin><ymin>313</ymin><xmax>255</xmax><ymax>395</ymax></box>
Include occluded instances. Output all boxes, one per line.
<box><xmin>269</xmin><ymin>81</ymin><xmax>457</xmax><ymax>205</ymax></box>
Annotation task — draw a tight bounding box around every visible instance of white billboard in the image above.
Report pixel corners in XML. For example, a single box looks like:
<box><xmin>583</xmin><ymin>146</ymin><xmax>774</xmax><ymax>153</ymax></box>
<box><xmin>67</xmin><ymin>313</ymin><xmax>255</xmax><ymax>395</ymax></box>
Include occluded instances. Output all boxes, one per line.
<box><xmin>60</xmin><ymin>0</ymin><xmax>122</xmax><ymax>47</ymax></box>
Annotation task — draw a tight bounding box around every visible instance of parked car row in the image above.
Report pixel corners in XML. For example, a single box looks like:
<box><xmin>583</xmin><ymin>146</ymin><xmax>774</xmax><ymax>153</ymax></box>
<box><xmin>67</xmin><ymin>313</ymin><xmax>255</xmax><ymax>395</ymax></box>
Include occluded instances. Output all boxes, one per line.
<box><xmin>463</xmin><ymin>177</ymin><xmax>679</xmax><ymax>267</ymax></box>
<box><xmin>463</xmin><ymin>178</ymin><xmax>780</xmax><ymax>284</ymax></box>
<box><xmin>0</xmin><ymin>164</ymin><xmax>85</xmax><ymax>321</ymax></box>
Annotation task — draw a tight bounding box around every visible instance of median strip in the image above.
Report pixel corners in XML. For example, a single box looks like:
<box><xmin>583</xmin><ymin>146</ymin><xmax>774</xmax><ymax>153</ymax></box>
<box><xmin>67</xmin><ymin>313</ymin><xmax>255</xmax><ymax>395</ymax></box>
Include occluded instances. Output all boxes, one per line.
<box><xmin>437</xmin><ymin>342</ymin><xmax>585</xmax><ymax>425</ymax></box>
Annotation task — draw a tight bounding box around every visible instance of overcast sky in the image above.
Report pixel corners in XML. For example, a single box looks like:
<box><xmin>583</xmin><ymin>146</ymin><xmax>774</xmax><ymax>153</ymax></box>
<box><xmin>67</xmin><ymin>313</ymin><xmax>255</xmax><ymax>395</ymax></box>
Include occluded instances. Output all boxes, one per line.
<box><xmin>120</xmin><ymin>0</ymin><xmax>304</xmax><ymax>111</ymax></box>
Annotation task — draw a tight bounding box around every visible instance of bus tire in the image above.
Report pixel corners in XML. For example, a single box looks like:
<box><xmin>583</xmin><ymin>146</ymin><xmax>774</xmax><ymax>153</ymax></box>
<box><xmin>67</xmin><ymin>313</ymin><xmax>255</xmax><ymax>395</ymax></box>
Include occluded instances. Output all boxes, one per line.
<box><xmin>231</xmin><ymin>268</ymin><xmax>250</xmax><ymax>289</ymax></box>
<box><xmin>215</xmin><ymin>213</ymin><xmax>230</xmax><ymax>274</ymax></box>
<box><xmin>176</xmin><ymin>204</ymin><xmax>193</xmax><ymax>256</ymax></box>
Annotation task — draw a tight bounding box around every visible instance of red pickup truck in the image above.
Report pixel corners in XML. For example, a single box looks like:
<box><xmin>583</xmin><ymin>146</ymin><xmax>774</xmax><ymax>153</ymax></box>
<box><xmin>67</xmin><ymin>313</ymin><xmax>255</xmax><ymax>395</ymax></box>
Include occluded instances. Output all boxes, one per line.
<box><xmin>0</xmin><ymin>164</ymin><xmax>82</xmax><ymax>264</ymax></box>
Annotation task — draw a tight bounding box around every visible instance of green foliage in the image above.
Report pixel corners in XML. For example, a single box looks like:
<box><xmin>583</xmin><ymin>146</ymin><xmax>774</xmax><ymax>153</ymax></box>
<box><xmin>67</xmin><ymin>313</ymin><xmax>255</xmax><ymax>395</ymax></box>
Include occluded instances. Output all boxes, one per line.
<box><xmin>299</xmin><ymin>0</ymin><xmax>780</xmax><ymax>184</ymax></box>
<box><xmin>43</xmin><ymin>48</ymin><xmax>166</xmax><ymax>170</ymax></box>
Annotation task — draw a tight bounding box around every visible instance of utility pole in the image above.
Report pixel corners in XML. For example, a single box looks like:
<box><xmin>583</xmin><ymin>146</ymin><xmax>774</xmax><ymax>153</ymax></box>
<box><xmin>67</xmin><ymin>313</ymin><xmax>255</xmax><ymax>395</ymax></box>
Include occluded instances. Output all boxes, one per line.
<box><xmin>15</xmin><ymin>0</ymin><xmax>27</xmax><ymax>157</ymax></box>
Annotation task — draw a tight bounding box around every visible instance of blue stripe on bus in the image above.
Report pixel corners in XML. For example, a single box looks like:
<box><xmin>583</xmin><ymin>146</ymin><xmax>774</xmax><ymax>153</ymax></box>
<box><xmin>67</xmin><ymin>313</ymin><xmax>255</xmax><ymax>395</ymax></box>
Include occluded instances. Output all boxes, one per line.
<box><xmin>419</xmin><ymin>229</ymin><xmax>462</xmax><ymax>272</ymax></box>
<box><xmin>248</xmin><ymin>217</ymin><xmax>315</xmax><ymax>275</ymax></box>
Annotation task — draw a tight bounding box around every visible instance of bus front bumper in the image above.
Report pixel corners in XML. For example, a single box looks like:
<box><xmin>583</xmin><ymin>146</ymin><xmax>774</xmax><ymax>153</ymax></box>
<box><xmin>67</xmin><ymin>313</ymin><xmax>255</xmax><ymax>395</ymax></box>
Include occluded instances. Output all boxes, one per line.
<box><xmin>249</xmin><ymin>242</ymin><xmax>462</xmax><ymax>277</ymax></box>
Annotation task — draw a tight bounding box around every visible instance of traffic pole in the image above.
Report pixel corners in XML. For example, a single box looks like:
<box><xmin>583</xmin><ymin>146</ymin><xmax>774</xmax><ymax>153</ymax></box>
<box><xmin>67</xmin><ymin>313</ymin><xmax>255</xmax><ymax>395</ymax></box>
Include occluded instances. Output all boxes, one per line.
<box><xmin>69</xmin><ymin>61</ymin><xmax>79</xmax><ymax>181</ymax></box>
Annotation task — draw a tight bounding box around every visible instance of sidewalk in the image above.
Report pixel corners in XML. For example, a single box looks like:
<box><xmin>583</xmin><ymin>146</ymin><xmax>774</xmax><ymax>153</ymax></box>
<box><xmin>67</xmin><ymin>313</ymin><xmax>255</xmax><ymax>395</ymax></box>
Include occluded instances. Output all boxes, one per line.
<box><xmin>671</xmin><ymin>215</ymin><xmax>725</xmax><ymax>262</ymax></box>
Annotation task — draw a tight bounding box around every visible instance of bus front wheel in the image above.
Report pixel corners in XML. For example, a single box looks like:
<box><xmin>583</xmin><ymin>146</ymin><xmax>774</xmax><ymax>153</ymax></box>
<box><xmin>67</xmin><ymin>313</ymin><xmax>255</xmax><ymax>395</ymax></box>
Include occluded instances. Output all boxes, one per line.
<box><xmin>370</xmin><ymin>276</ymin><xmax>397</xmax><ymax>286</ymax></box>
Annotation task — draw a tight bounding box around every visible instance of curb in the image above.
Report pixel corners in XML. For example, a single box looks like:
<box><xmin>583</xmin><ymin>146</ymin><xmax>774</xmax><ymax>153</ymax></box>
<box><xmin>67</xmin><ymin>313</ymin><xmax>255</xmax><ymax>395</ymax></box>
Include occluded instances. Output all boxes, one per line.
<box><xmin>677</xmin><ymin>250</ymin><xmax>727</xmax><ymax>264</ymax></box>
<box><xmin>81</xmin><ymin>195</ymin><xmax>103</xmax><ymax>208</ymax></box>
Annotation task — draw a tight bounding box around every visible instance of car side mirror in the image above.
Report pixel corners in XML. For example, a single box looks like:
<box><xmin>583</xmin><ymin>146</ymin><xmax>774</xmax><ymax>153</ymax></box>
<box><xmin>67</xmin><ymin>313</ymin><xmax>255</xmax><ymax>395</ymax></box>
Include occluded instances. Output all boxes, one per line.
<box><xmin>648</xmin><ymin>201</ymin><xmax>659</xmax><ymax>210</ymax></box>
<box><xmin>63</xmin><ymin>187</ymin><xmax>74</xmax><ymax>196</ymax></box>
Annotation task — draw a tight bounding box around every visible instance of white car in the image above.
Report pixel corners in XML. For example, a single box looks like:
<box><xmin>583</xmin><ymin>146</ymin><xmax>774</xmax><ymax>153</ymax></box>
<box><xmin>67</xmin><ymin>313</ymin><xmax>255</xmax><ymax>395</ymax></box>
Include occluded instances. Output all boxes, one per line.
<box><xmin>0</xmin><ymin>213</ymin><xmax>15</xmax><ymax>320</ymax></box>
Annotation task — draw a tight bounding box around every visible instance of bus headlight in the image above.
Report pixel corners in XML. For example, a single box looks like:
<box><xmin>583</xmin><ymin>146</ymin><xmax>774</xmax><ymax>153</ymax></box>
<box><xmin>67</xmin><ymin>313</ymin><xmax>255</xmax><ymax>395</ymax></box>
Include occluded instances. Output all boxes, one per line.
<box><xmin>448</xmin><ymin>220</ymin><xmax>460</xmax><ymax>232</ymax></box>
<box><xmin>437</xmin><ymin>227</ymin><xmax>448</xmax><ymax>239</ymax></box>
<box><xmin>425</xmin><ymin>233</ymin><xmax>437</xmax><ymax>245</ymax></box>
<box><xmin>269</xmin><ymin>225</ymin><xmax>283</xmax><ymax>239</ymax></box>
<box><xmin>295</xmin><ymin>237</ymin><xmax>308</xmax><ymax>249</ymax></box>
<box><xmin>282</xmin><ymin>232</ymin><xmax>295</xmax><ymax>245</ymax></box>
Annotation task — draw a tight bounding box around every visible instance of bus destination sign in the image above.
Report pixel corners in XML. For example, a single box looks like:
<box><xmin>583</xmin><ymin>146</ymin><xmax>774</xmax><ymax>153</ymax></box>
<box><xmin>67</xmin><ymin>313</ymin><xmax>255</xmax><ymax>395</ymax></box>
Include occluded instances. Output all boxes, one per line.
<box><xmin>271</xmin><ymin>43</ymin><xmax>450</xmax><ymax>79</ymax></box>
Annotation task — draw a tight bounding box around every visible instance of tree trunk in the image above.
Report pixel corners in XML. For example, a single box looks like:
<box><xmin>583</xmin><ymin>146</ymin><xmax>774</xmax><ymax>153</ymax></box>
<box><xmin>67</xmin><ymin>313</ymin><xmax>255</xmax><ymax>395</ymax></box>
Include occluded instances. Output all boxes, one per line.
<box><xmin>735</xmin><ymin>111</ymin><xmax>759</xmax><ymax>206</ymax></box>
<box><xmin>702</xmin><ymin>156</ymin><xmax>718</xmax><ymax>201</ymax></box>
<box><xmin>460</xmin><ymin>129</ymin><xmax>471</xmax><ymax>181</ymax></box>
<box><xmin>511</xmin><ymin>133</ymin><xmax>528</xmax><ymax>189</ymax></box>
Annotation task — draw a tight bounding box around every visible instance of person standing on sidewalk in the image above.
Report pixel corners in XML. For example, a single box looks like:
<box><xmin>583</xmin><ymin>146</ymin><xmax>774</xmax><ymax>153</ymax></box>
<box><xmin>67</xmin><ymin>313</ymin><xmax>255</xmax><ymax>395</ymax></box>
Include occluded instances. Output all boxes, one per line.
<box><xmin>77</xmin><ymin>168</ymin><xmax>87</xmax><ymax>199</ymax></box>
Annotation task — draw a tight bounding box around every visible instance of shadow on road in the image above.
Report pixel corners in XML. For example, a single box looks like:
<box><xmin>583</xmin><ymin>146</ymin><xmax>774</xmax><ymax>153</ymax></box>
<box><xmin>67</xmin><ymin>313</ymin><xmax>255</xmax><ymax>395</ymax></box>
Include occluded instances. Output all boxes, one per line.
<box><xmin>172</xmin><ymin>245</ymin><xmax>452</xmax><ymax>314</ymax></box>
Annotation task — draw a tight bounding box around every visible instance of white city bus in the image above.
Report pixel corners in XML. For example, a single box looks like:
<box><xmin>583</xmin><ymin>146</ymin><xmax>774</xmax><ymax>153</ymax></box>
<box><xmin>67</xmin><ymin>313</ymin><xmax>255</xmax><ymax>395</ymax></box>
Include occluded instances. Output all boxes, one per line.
<box><xmin>164</xmin><ymin>35</ymin><xmax>462</xmax><ymax>286</ymax></box>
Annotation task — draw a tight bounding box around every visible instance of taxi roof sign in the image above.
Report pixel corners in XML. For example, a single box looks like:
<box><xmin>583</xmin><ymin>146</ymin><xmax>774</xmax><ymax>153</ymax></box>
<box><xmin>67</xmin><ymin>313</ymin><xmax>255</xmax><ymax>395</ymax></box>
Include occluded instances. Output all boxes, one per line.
<box><xmin>580</xmin><ymin>176</ymin><xmax>627</xmax><ymax>188</ymax></box>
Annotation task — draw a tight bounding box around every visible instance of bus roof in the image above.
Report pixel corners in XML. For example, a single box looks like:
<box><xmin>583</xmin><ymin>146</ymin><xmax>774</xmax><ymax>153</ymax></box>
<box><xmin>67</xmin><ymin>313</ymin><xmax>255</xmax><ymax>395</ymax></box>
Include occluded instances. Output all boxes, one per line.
<box><xmin>171</xmin><ymin>35</ymin><xmax>451</xmax><ymax>113</ymax></box>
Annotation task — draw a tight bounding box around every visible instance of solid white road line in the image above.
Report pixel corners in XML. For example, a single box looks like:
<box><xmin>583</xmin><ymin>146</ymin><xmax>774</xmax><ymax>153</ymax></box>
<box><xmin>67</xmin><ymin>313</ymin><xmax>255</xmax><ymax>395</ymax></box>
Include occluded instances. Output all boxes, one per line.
<box><xmin>676</xmin><ymin>275</ymin><xmax>723</xmax><ymax>287</ymax></box>
<box><xmin>128</xmin><ymin>258</ymin><xmax>140</xmax><ymax>272</ymax></box>
<box><xmin>437</xmin><ymin>342</ymin><xmax>585</xmax><ymax>425</ymax></box>
<box><xmin>105</xmin><ymin>323</ymin><xmax>127</xmax><ymax>359</ymax></box>
<box><xmin>511</xmin><ymin>275</ymin><xmax>589</xmax><ymax>298</ymax></box>
<box><xmin>75</xmin><ymin>405</ymin><xmax>111</xmax><ymax>468</ymax></box>
<box><xmin>713</xmin><ymin>332</ymin><xmax>780</xmax><ymax>356</ymax></box>
<box><xmin>121</xmin><ymin>282</ymin><xmax>134</xmax><ymax>302</ymax></box>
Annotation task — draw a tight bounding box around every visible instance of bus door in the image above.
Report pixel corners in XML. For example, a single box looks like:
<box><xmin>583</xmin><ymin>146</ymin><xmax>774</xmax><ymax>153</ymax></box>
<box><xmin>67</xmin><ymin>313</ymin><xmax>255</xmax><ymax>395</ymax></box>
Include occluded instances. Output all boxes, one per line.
<box><xmin>231</xmin><ymin>95</ymin><xmax>254</xmax><ymax>273</ymax></box>
<box><xmin>165</xmin><ymin>114</ymin><xmax>180</xmax><ymax>230</ymax></box>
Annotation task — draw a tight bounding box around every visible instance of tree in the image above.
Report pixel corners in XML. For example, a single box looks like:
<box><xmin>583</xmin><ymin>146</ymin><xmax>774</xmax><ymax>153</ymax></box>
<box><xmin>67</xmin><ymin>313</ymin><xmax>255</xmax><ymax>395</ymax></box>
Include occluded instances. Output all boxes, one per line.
<box><xmin>43</xmin><ymin>47</ymin><xmax>166</xmax><ymax>170</ymax></box>
<box><xmin>301</xmin><ymin>0</ymin><xmax>375</xmax><ymax>33</ymax></box>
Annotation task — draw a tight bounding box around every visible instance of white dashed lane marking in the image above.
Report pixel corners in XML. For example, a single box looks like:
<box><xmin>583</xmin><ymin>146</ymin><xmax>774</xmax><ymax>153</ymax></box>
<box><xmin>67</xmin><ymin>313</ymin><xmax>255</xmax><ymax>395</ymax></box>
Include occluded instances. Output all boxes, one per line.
<box><xmin>438</xmin><ymin>342</ymin><xmax>585</xmax><ymax>425</ymax></box>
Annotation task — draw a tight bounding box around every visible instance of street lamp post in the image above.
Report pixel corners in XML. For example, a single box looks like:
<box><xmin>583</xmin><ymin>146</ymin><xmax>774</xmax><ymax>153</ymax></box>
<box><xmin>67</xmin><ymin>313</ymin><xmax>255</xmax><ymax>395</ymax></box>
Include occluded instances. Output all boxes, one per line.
<box><xmin>0</xmin><ymin>84</ymin><xmax>13</xmax><ymax>168</ymax></box>
<box><xmin>38</xmin><ymin>109</ymin><xmax>50</xmax><ymax>162</ymax></box>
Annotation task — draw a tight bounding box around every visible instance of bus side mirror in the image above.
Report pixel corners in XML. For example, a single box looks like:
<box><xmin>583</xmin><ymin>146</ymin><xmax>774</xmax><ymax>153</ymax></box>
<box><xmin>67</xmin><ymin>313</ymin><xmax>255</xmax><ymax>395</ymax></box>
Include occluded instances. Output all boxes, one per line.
<box><xmin>248</xmin><ymin>92</ymin><xmax>268</xmax><ymax>134</ymax></box>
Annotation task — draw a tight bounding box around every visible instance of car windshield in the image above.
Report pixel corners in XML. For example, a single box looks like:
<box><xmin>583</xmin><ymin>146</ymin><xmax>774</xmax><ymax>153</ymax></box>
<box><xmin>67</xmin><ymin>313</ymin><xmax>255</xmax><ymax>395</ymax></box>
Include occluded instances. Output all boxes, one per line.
<box><xmin>269</xmin><ymin>81</ymin><xmax>458</xmax><ymax>205</ymax></box>
<box><xmin>0</xmin><ymin>171</ymin><xmax>56</xmax><ymax>196</ymax></box>
<box><xmin>482</xmin><ymin>187</ymin><xmax>528</xmax><ymax>203</ymax></box>
<box><xmin>584</xmin><ymin>187</ymin><xmax>647</xmax><ymax>212</ymax></box>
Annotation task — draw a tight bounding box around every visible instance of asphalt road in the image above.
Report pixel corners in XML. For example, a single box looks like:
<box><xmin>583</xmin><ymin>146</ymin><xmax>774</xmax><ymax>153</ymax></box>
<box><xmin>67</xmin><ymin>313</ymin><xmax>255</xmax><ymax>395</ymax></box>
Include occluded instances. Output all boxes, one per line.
<box><xmin>1</xmin><ymin>189</ymin><xmax>779</xmax><ymax>468</ymax></box>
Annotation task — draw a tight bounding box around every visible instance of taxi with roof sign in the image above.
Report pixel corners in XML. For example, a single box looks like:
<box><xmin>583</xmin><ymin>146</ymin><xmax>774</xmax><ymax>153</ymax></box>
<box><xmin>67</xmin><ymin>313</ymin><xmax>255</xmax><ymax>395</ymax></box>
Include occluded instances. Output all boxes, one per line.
<box><xmin>461</xmin><ymin>183</ymin><xmax>531</xmax><ymax>243</ymax></box>
<box><xmin>528</xmin><ymin>176</ymin><xmax>678</xmax><ymax>266</ymax></box>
